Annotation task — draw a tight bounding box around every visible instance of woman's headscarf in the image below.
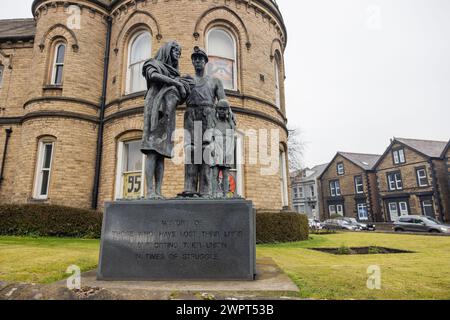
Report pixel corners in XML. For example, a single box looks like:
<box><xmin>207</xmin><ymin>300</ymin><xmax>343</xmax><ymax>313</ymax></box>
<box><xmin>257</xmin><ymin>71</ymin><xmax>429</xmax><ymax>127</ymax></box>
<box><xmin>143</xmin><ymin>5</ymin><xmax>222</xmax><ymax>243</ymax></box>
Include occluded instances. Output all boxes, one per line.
<box><xmin>154</xmin><ymin>40</ymin><xmax>180</xmax><ymax>73</ymax></box>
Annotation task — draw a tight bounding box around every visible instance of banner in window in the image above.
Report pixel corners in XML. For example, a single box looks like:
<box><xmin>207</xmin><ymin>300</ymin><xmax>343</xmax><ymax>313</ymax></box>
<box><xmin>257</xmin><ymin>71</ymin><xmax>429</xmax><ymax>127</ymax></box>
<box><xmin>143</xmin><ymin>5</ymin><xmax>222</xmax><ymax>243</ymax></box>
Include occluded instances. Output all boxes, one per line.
<box><xmin>207</xmin><ymin>56</ymin><xmax>234</xmax><ymax>89</ymax></box>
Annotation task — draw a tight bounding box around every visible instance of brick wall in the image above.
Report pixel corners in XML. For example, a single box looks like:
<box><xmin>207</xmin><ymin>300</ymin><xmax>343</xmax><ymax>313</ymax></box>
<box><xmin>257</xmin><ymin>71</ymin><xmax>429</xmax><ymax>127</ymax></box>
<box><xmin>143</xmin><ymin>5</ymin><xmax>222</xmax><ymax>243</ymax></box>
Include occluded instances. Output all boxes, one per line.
<box><xmin>0</xmin><ymin>0</ymin><xmax>289</xmax><ymax>211</ymax></box>
<box><xmin>319</xmin><ymin>154</ymin><xmax>375</xmax><ymax>220</ymax></box>
<box><xmin>376</xmin><ymin>142</ymin><xmax>439</xmax><ymax>220</ymax></box>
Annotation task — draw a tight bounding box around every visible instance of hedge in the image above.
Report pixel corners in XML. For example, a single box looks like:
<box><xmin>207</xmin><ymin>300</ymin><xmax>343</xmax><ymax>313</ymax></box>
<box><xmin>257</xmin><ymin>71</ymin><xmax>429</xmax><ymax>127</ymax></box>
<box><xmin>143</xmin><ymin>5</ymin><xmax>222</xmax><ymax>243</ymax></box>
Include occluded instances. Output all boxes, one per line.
<box><xmin>0</xmin><ymin>204</ymin><xmax>103</xmax><ymax>238</ymax></box>
<box><xmin>256</xmin><ymin>210</ymin><xmax>309</xmax><ymax>244</ymax></box>
<box><xmin>0</xmin><ymin>204</ymin><xmax>309</xmax><ymax>243</ymax></box>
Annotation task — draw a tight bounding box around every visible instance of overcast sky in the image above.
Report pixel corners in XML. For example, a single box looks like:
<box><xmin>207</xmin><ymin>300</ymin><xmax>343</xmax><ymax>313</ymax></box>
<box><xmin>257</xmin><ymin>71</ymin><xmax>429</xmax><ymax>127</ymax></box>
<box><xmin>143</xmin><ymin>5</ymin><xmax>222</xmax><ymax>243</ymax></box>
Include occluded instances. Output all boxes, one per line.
<box><xmin>1</xmin><ymin>0</ymin><xmax>449</xmax><ymax>168</ymax></box>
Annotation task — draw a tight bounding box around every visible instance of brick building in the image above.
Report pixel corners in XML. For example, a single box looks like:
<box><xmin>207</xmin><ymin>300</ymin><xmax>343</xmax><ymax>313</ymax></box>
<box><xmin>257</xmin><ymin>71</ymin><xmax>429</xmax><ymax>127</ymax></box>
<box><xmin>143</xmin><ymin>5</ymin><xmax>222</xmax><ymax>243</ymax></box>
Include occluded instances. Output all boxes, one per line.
<box><xmin>291</xmin><ymin>163</ymin><xmax>327</xmax><ymax>220</ymax></box>
<box><xmin>318</xmin><ymin>152</ymin><xmax>381</xmax><ymax>222</ymax></box>
<box><xmin>374</xmin><ymin>138</ymin><xmax>450</xmax><ymax>222</ymax></box>
<box><xmin>0</xmin><ymin>0</ymin><xmax>290</xmax><ymax>211</ymax></box>
<box><xmin>443</xmin><ymin>141</ymin><xmax>450</xmax><ymax>192</ymax></box>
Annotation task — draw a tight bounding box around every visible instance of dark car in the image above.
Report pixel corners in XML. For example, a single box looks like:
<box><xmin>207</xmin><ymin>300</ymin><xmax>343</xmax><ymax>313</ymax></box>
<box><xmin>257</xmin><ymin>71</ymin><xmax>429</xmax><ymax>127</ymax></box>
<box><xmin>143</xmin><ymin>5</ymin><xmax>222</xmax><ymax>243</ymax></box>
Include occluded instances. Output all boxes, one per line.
<box><xmin>335</xmin><ymin>217</ymin><xmax>376</xmax><ymax>231</ymax></box>
<box><xmin>393</xmin><ymin>215</ymin><xmax>450</xmax><ymax>234</ymax></box>
<box><xmin>322</xmin><ymin>219</ymin><xmax>358</xmax><ymax>231</ymax></box>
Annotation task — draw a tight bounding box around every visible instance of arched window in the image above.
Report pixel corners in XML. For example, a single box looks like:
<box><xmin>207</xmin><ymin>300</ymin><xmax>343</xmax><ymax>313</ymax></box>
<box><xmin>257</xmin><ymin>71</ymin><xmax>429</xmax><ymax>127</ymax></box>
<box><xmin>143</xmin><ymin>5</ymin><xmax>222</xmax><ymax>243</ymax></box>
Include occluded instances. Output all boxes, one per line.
<box><xmin>274</xmin><ymin>58</ymin><xmax>282</xmax><ymax>108</ymax></box>
<box><xmin>0</xmin><ymin>64</ymin><xmax>4</xmax><ymax>88</ymax></box>
<box><xmin>33</xmin><ymin>137</ymin><xmax>56</xmax><ymax>199</ymax></box>
<box><xmin>206</xmin><ymin>28</ymin><xmax>237</xmax><ymax>90</ymax></box>
<box><xmin>127</xmin><ymin>31</ymin><xmax>151</xmax><ymax>94</ymax></box>
<box><xmin>51</xmin><ymin>43</ymin><xmax>66</xmax><ymax>85</ymax></box>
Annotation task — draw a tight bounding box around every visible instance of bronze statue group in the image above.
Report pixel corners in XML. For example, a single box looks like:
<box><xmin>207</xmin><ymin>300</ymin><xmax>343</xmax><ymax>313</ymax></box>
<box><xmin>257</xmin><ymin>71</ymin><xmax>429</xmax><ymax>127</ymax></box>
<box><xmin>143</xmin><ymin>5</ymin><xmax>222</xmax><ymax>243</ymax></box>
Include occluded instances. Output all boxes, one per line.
<box><xmin>140</xmin><ymin>41</ymin><xmax>237</xmax><ymax>200</ymax></box>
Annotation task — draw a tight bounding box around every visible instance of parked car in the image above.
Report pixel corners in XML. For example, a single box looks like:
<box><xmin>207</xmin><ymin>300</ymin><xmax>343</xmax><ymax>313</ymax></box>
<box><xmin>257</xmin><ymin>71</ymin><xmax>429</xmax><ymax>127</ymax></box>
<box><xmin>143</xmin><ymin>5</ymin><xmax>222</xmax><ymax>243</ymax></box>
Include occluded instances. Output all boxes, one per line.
<box><xmin>335</xmin><ymin>217</ymin><xmax>376</xmax><ymax>231</ymax></box>
<box><xmin>322</xmin><ymin>219</ymin><xmax>358</xmax><ymax>231</ymax></box>
<box><xmin>393</xmin><ymin>215</ymin><xmax>450</xmax><ymax>234</ymax></box>
<box><xmin>308</xmin><ymin>219</ymin><xmax>323</xmax><ymax>230</ymax></box>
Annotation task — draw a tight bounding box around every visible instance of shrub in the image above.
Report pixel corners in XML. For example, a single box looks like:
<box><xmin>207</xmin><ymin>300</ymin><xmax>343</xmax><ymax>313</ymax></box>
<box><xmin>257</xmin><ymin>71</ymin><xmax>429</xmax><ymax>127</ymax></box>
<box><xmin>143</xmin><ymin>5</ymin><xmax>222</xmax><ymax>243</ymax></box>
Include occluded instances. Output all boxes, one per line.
<box><xmin>0</xmin><ymin>204</ymin><xmax>103</xmax><ymax>238</ymax></box>
<box><xmin>368</xmin><ymin>246</ymin><xmax>382</xmax><ymax>254</ymax></box>
<box><xmin>256</xmin><ymin>210</ymin><xmax>309</xmax><ymax>244</ymax></box>
<box><xmin>336</xmin><ymin>245</ymin><xmax>354</xmax><ymax>255</ymax></box>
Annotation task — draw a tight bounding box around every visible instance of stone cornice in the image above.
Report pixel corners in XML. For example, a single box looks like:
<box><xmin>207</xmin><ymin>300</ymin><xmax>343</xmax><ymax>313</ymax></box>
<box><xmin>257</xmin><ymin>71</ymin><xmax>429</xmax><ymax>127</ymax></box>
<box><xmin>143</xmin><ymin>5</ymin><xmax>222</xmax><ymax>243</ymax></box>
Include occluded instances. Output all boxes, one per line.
<box><xmin>32</xmin><ymin>0</ymin><xmax>287</xmax><ymax>46</ymax></box>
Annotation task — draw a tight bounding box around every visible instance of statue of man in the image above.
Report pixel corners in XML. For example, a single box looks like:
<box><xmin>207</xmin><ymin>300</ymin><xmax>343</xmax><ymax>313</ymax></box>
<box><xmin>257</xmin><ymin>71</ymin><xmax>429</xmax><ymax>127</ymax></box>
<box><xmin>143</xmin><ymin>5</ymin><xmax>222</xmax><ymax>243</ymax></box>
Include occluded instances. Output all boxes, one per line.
<box><xmin>182</xmin><ymin>46</ymin><xmax>226</xmax><ymax>197</ymax></box>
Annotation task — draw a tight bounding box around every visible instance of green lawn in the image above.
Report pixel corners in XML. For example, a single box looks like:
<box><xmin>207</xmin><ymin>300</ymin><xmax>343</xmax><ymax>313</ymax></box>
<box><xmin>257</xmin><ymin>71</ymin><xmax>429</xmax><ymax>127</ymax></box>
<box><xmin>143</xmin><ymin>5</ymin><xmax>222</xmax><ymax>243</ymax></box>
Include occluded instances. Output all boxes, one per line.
<box><xmin>0</xmin><ymin>237</ymin><xmax>99</xmax><ymax>284</ymax></box>
<box><xmin>258</xmin><ymin>232</ymin><xmax>450</xmax><ymax>300</ymax></box>
<box><xmin>1</xmin><ymin>233</ymin><xmax>450</xmax><ymax>299</ymax></box>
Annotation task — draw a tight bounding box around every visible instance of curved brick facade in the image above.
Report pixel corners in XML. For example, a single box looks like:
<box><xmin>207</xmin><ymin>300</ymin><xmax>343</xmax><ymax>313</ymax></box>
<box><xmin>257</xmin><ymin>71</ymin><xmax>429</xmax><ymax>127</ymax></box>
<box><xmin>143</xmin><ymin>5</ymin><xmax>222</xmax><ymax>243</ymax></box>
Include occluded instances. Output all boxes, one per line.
<box><xmin>0</xmin><ymin>0</ymin><xmax>289</xmax><ymax>210</ymax></box>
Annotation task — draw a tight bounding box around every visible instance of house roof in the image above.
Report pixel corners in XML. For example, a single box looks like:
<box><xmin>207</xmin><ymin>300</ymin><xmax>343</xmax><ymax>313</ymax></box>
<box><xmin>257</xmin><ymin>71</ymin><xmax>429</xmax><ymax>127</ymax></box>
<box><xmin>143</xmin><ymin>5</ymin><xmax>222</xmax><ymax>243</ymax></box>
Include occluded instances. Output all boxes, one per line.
<box><xmin>0</xmin><ymin>19</ymin><xmax>36</xmax><ymax>42</ymax></box>
<box><xmin>318</xmin><ymin>152</ymin><xmax>381</xmax><ymax>180</ymax></box>
<box><xmin>441</xmin><ymin>140</ymin><xmax>450</xmax><ymax>158</ymax></box>
<box><xmin>309</xmin><ymin>163</ymin><xmax>329</xmax><ymax>179</ymax></box>
<box><xmin>395</xmin><ymin>138</ymin><xmax>448</xmax><ymax>159</ymax></box>
<box><xmin>338</xmin><ymin>152</ymin><xmax>381</xmax><ymax>171</ymax></box>
<box><xmin>290</xmin><ymin>163</ymin><xmax>329</xmax><ymax>182</ymax></box>
<box><xmin>373</xmin><ymin>137</ymin><xmax>449</xmax><ymax>169</ymax></box>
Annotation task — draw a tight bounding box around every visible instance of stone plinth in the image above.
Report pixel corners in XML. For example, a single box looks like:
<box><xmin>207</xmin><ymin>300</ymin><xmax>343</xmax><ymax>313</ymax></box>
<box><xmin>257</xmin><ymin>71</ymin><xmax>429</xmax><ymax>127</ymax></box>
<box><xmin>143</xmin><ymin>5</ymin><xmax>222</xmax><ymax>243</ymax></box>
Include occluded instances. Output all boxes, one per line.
<box><xmin>98</xmin><ymin>199</ymin><xmax>256</xmax><ymax>281</ymax></box>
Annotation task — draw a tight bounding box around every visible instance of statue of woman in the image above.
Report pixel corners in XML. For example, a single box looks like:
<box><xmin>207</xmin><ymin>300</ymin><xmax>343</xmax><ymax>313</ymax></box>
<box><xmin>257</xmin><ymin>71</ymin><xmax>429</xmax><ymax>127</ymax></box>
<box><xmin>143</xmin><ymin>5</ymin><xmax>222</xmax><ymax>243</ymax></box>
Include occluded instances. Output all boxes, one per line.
<box><xmin>141</xmin><ymin>41</ymin><xmax>192</xmax><ymax>199</ymax></box>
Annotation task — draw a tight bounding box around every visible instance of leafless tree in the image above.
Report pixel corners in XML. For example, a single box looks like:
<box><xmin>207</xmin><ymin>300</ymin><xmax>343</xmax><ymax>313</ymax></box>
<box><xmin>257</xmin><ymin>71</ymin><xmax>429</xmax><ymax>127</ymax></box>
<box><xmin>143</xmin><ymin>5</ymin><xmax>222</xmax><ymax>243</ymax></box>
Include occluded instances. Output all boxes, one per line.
<box><xmin>287</xmin><ymin>126</ymin><xmax>305</xmax><ymax>172</ymax></box>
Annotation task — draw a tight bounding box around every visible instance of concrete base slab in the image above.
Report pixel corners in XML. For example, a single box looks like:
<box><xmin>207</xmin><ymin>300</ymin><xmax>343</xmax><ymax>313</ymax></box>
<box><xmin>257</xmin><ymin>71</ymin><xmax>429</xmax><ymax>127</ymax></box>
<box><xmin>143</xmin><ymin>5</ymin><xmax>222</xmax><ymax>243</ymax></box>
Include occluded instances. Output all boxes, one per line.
<box><xmin>68</xmin><ymin>258</ymin><xmax>299</xmax><ymax>296</ymax></box>
<box><xmin>1</xmin><ymin>258</ymin><xmax>299</xmax><ymax>300</ymax></box>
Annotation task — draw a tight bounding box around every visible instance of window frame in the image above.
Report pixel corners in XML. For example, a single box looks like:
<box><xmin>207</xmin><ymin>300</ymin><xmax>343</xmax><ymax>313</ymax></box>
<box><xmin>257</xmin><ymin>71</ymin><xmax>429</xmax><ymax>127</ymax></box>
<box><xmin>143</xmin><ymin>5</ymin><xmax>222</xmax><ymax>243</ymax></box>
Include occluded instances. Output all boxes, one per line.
<box><xmin>336</xmin><ymin>162</ymin><xmax>345</xmax><ymax>175</ymax></box>
<box><xmin>50</xmin><ymin>42</ymin><xmax>66</xmax><ymax>86</ymax></box>
<box><xmin>0</xmin><ymin>63</ymin><xmax>4</xmax><ymax>88</ymax></box>
<box><xmin>421</xmin><ymin>198</ymin><xmax>434</xmax><ymax>217</ymax></box>
<box><xmin>230</xmin><ymin>131</ymin><xmax>245</xmax><ymax>197</ymax></box>
<box><xmin>115</xmin><ymin>139</ymin><xmax>146</xmax><ymax>200</ymax></box>
<box><xmin>310</xmin><ymin>185</ymin><xmax>315</xmax><ymax>197</ymax></box>
<box><xmin>329</xmin><ymin>180</ymin><xmax>341</xmax><ymax>197</ymax></box>
<box><xmin>274</xmin><ymin>56</ymin><xmax>281</xmax><ymax>108</ymax></box>
<box><xmin>416</xmin><ymin>167</ymin><xmax>429</xmax><ymax>187</ymax></box>
<box><xmin>279</xmin><ymin>149</ymin><xmax>289</xmax><ymax>207</ymax></box>
<box><xmin>357</xmin><ymin>202</ymin><xmax>368</xmax><ymax>220</ymax></box>
<box><xmin>126</xmin><ymin>30</ymin><xmax>152</xmax><ymax>95</ymax></box>
<box><xmin>387</xmin><ymin>171</ymin><xmax>403</xmax><ymax>191</ymax></box>
<box><xmin>206</xmin><ymin>27</ymin><xmax>238</xmax><ymax>91</ymax></box>
<box><xmin>354</xmin><ymin>175</ymin><xmax>364</xmax><ymax>194</ymax></box>
<box><xmin>392</xmin><ymin>148</ymin><xmax>406</xmax><ymax>165</ymax></box>
<box><xmin>328</xmin><ymin>205</ymin><xmax>336</xmax><ymax>215</ymax></box>
<box><xmin>336</xmin><ymin>204</ymin><xmax>344</xmax><ymax>216</ymax></box>
<box><xmin>33</xmin><ymin>139</ymin><xmax>55</xmax><ymax>200</ymax></box>
<box><xmin>299</xmin><ymin>186</ymin><xmax>305</xmax><ymax>198</ymax></box>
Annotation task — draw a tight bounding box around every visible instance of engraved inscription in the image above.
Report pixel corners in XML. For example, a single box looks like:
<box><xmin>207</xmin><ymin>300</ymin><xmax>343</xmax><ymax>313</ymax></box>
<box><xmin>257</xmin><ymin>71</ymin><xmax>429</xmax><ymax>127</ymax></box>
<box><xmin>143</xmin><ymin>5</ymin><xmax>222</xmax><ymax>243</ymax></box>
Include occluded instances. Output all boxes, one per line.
<box><xmin>110</xmin><ymin>219</ymin><xmax>244</xmax><ymax>264</ymax></box>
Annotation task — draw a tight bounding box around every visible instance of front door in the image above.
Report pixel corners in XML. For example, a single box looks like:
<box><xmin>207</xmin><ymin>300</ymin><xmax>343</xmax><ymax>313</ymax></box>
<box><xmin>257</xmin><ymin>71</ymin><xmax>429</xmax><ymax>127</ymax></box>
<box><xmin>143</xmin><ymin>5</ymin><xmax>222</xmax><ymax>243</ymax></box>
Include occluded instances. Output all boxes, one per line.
<box><xmin>388</xmin><ymin>202</ymin><xmax>399</xmax><ymax>221</ymax></box>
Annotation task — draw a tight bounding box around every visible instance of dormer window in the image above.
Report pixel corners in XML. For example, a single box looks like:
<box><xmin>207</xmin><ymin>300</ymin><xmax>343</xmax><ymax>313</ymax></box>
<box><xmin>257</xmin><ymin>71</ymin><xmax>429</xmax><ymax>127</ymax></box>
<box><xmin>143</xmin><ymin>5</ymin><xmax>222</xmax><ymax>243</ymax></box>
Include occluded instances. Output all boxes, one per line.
<box><xmin>393</xmin><ymin>148</ymin><xmax>406</xmax><ymax>165</ymax></box>
<box><xmin>337</xmin><ymin>162</ymin><xmax>345</xmax><ymax>175</ymax></box>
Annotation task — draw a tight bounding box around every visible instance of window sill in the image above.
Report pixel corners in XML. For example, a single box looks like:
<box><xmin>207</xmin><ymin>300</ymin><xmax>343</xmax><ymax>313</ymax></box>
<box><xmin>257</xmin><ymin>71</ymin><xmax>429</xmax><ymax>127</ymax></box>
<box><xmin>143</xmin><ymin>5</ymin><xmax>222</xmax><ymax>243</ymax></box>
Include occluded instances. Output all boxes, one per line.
<box><xmin>43</xmin><ymin>85</ymin><xmax>63</xmax><ymax>97</ymax></box>
<box><xmin>28</xmin><ymin>197</ymin><xmax>50</xmax><ymax>203</ymax></box>
<box><xmin>43</xmin><ymin>85</ymin><xmax>63</xmax><ymax>90</ymax></box>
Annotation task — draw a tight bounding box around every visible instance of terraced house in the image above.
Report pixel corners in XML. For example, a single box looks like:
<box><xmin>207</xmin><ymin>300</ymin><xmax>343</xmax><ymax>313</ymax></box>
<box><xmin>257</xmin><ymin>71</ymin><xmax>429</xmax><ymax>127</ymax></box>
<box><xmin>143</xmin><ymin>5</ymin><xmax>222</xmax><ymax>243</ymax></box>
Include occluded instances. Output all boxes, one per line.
<box><xmin>318</xmin><ymin>152</ymin><xmax>381</xmax><ymax>222</ymax></box>
<box><xmin>0</xmin><ymin>0</ymin><xmax>291</xmax><ymax>211</ymax></box>
<box><xmin>374</xmin><ymin>138</ymin><xmax>450</xmax><ymax>222</ymax></box>
<box><xmin>444</xmin><ymin>141</ymin><xmax>450</xmax><ymax>191</ymax></box>
<box><xmin>291</xmin><ymin>163</ymin><xmax>328</xmax><ymax>220</ymax></box>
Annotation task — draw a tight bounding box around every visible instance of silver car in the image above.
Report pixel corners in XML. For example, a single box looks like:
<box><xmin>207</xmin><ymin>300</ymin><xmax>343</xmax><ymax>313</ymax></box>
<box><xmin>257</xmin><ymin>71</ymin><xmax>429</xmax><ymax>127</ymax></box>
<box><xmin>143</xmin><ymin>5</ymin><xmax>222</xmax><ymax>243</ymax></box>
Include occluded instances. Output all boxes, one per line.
<box><xmin>393</xmin><ymin>215</ymin><xmax>450</xmax><ymax>234</ymax></box>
